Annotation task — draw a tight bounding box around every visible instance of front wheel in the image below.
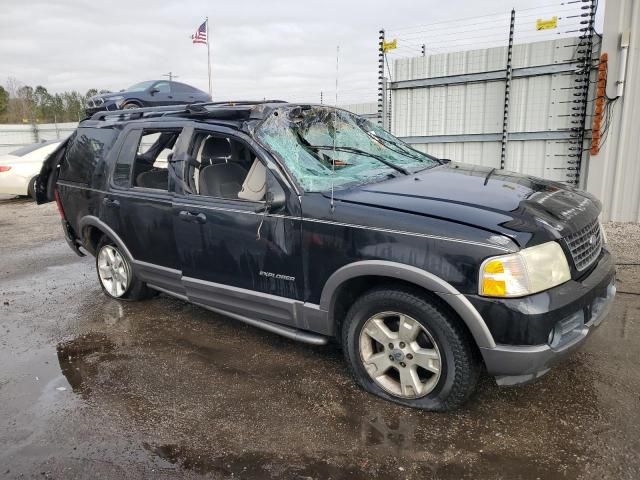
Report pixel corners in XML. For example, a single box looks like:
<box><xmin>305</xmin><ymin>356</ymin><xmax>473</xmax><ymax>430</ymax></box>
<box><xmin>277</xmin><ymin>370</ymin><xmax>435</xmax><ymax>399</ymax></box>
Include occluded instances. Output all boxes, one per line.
<box><xmin>96</xmin><ymin>237</ymin><xmax>154</xmax><ymax>300</ymax></box>
<box><xmin>342</xmin><ymin>287</ymin><xmax>480</xmax><ymax>411</ymax></box>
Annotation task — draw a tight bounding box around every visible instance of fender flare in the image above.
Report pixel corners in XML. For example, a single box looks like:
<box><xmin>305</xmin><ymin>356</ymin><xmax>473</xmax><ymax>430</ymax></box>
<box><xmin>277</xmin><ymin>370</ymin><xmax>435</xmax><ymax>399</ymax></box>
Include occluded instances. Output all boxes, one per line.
<box><xmin>319</xmin><ymin>260</ymin><xmax>496</xmax><ymax>349</ymax></box>
<box><xmin>78</xmin><ymin>216</ymin><xmax>134</xmax><ymax>264</ymax></box>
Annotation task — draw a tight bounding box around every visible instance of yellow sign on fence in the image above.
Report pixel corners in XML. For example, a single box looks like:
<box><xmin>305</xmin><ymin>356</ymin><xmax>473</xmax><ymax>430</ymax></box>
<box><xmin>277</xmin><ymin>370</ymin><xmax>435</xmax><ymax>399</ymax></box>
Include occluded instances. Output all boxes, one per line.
<box><xmin>382</xmin><ymin>39</ymin><xmax>397</xmax><ymax>53</ymax></box>
<box><xmin>536</xmin><ymin>16</ymin><xmax>558</xmax><ymax>30</ymax></box>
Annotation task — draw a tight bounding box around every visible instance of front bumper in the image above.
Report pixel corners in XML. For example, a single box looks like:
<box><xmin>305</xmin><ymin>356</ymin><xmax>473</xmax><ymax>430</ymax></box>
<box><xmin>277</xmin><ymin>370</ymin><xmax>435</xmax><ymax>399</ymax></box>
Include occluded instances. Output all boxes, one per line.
<box><xmin>85</xmin><ymin>102</ymin><xmax>121</xmax><ymax>116</ymax></box>
<box><xmin>475</xmin><ymin>250</ymin><xmax>616</xmax><ymax>385</ymax></box>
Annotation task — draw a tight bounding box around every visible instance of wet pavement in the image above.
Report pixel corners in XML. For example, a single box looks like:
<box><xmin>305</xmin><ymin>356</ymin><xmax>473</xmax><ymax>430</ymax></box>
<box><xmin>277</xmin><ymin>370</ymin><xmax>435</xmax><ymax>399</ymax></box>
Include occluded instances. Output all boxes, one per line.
<box><xmin>1</xmin><ymin>196</ymin><xmax>639</xmax><ymax>479</ymax></box>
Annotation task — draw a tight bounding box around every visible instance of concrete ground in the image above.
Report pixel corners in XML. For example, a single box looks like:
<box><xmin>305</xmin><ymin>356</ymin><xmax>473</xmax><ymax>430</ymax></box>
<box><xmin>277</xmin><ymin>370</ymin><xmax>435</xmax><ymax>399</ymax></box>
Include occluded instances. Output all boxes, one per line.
<box><xmin>1</xmin><ymin>196</ymin><xmax>639</xmax><ymax>480</ymax></box>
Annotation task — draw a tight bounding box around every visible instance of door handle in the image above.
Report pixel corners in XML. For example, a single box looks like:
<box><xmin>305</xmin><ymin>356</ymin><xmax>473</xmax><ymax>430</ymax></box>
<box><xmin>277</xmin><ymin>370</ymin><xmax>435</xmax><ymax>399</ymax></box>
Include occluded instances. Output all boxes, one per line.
<box><xmin>103</xmin><ymin>198</ymin><xmax>120</xmax><ymax>208</ymax></box>
<box><xmin>179</xmin><ymin>211</ymin><xmax>207</xmax><ymax>224</ymax></box>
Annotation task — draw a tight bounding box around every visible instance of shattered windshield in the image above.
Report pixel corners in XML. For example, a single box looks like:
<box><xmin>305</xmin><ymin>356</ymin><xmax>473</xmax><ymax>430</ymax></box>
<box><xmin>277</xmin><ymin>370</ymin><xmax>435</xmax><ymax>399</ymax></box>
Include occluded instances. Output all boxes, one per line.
<box><xmin>255</xmin><ymin>106</ymin><xmax>439</xmax><ymax>192</ymax></box>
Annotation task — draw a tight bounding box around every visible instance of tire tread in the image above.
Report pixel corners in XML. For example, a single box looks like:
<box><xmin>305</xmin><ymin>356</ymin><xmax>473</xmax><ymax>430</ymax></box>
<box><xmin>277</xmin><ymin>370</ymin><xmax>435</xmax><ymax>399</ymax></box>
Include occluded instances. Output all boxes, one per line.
<box><xmin>342</xmin><ymin>286</ymin><xmax>480</xmax><ymax>411</ymax></box>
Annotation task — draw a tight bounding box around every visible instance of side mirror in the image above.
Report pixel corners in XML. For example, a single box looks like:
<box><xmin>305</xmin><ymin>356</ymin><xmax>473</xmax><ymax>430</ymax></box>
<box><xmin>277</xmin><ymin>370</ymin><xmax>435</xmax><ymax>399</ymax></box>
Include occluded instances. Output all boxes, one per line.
<box><xmin>149</xmin><ymin>87</ymin><xmax>159</xmax><ymax>95</ymax></box>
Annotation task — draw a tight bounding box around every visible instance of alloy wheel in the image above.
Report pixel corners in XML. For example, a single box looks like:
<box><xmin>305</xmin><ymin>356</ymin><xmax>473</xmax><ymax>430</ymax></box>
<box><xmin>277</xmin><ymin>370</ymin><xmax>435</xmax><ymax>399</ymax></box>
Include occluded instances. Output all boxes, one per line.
<box><xmin>359</xmin><ymin>311</ymin><xmax>442</xmax><ymax>399</ymax></box>
<box><xmin>97</xmin><ymin>245</ymin><xmax>131</xmax><ymax>298</ymax></box>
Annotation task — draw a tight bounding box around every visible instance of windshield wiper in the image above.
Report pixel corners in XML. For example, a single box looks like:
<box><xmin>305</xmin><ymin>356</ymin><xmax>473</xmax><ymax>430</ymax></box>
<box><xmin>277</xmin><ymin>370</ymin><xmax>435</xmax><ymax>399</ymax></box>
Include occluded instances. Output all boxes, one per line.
<box><xmin>313</xmin><ymin>145</ymin><xmax>411</xmax><ymax>176</ymax></box>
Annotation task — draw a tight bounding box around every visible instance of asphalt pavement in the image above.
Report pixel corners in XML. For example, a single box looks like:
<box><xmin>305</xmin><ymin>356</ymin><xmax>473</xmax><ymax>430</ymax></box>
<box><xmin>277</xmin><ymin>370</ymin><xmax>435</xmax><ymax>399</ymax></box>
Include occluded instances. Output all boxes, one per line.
<box><xmin>1</xmin><ymin>196</ymin><xmax>639</xmax><ymax>479</ymax></box>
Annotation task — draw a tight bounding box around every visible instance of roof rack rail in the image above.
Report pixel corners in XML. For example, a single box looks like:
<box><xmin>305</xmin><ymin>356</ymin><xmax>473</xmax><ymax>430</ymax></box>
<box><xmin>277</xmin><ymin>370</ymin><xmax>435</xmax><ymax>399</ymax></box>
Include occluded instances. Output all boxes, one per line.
<box><xmin>90</xmin><ymin>100</ymin><xmax>289</xmax><ymax>122</ymax></box>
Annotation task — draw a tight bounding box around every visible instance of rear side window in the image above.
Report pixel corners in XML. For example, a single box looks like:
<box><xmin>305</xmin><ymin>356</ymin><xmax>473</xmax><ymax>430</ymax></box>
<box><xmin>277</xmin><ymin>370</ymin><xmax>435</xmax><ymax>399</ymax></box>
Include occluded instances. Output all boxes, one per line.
<box><xmin>112</xmin><ymin>128</ymin><xmax>181</xmax><ymax>190</ymax></box>
<box><xmin>59</xmin><ymin>127</ymin><xmax>117</xmax><ymax>184</ymax></box>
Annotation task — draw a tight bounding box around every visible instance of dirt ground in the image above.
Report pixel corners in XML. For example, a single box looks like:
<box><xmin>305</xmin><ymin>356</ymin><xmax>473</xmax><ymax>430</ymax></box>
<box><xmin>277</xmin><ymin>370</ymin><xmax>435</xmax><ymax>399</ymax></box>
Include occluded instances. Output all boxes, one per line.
<box><xmin>1</xmin><ymin>196</ymin><xmax>639</xmax><ymax>480</ymax></box>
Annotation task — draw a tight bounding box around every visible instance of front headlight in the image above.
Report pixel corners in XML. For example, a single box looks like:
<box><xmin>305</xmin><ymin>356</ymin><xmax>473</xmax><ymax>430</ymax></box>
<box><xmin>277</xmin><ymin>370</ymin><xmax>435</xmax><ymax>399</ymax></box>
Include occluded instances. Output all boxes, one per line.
<box><xmin>479</xmin><ymin>241</ymin><xmax>571</xmax><ymax>297</ymax></box>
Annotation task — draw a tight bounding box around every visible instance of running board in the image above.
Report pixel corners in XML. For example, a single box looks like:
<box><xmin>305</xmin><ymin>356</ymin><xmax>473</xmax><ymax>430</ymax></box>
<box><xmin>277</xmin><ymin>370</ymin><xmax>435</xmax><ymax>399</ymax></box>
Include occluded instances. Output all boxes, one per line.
<box><xmin>148</xmin><ymin>284</ymin><xmax>329</xmax><ymax>346</ymax></box>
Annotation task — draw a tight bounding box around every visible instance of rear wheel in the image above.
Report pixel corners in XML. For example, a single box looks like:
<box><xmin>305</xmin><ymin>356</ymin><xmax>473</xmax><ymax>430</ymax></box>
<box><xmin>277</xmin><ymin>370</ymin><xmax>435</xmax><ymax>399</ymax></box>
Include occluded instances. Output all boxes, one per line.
<box><xmin>342</xmin><ymin>287</ymin><xmax>480</xmax><ymax>411</ymax></box>
<box><xmin>27</xmin><ymin>176</ymin><xmax>37</xmax><ymax>200</ymax></box>
<box><xmin>96</xmin><ymin>237</ymin><xmax>154</xmax><ymax>300</ymax></box>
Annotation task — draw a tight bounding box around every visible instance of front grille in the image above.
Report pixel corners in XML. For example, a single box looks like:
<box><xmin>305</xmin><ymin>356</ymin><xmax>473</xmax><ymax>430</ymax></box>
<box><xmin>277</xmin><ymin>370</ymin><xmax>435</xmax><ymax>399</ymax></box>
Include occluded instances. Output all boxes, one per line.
<box><xmin>86</xmin><ymin>98</ymin><xmax>104</xmax><ymax>108</ymax></box>
<box><xmin>563</xmin><ymin>219</ymin><xmax>602</xmax><ymax>272</ymax></box>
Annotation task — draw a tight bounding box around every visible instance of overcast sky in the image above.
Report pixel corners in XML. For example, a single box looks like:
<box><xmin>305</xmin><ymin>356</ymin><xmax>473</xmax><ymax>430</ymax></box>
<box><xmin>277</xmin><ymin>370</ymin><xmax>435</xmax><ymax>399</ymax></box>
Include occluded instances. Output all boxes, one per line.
<box><xmin>1</xmin><ymin>0</ymin><xmax>605</xmax><ymax>104</ymax></box>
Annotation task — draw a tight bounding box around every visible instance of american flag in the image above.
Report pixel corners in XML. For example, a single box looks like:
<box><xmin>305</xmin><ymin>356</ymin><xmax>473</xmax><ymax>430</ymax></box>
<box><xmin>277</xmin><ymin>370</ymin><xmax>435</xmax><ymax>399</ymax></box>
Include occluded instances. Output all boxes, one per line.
<box><xmin>192</xmin><ymin>20</ymin><xmax>207</xmax><ymax>45</ymax></box>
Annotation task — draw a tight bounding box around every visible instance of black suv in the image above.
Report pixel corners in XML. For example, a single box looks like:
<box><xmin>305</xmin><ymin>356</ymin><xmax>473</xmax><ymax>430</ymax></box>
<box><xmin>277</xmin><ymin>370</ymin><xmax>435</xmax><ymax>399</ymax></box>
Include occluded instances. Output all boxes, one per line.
<box><xmin>35</xmin><ymin>102</ymin><xmax>616</xmax><ymax>411</ymax></box>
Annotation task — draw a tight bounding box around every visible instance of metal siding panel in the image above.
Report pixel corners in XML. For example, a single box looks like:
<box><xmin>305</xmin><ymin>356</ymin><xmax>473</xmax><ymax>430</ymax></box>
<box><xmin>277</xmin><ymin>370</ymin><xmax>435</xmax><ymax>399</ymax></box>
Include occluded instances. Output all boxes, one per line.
<box><xmin>391</xmin><ymin>37</ymin><xmax>589</xmax><ymax>188</ymax></box>
<box><xmin>587</xmin><ymin>0</ymin><xmax>640</xmax><ymax>221</ymax></box>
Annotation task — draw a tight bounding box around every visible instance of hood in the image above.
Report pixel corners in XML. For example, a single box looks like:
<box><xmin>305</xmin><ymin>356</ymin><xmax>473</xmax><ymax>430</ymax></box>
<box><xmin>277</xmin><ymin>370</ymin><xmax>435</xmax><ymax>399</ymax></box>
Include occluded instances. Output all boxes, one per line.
<box><xmin>328</xmin><ymin>162</ymin><xmax>601</xmax><ymax>248</ymax></box>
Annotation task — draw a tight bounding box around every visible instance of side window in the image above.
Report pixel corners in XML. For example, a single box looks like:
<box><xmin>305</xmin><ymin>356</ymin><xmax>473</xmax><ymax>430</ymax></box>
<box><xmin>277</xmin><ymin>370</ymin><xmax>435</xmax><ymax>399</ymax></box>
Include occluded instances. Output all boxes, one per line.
<box><xmin>186</xmin><ymin>132</ymin><xmax>266</xmax><ymax>201</ymax></box>
<box><xmin>59</xmin><ymin>127</ymin><xmax>117</xmax><ymax>184</ymax></box>
<box><xmin>112</xmin><ymin>128</ymin><xmax>181</xmax><ymax>190</ymax></box>
<box><xmin>154</xmin><ymin>81</ymin><xmax>170</xmax><ymax>93</ymax></box>
<box><xmin>172</xmin><ymin>82</ymin><xmax>189</xmax><ymax>93</ymax></box>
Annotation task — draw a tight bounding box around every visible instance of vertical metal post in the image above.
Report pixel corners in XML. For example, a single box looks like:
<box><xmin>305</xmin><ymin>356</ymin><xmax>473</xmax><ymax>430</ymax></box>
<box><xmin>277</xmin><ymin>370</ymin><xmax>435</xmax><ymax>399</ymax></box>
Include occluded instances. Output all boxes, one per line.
<box><xmin>377</xmin><ymin>29</ymin><xmax>386</xmax><ymax>126</ymax></box>
<box><xmin>571</xmin><ymin>0</ymin><xmax>596</xmax><ymax>186</ymax></box>
<box><xmin>500</xmin><ymin>9</ymin><xmax>516</xmax><ymax>170</ymax></box>
<box><xmin>387</xmin><ymin>77</ymin><xmax>392</xmax><ymax>131</ymax></box>
<box><xmin>206</xmin><ymin>17</ymin><xmax>212</xmax><ymax>97</ymax></box>
<box><xmin>31</xmin><ymin>121</ymin><xmax>39</xmax><ymax>143</ymax></box>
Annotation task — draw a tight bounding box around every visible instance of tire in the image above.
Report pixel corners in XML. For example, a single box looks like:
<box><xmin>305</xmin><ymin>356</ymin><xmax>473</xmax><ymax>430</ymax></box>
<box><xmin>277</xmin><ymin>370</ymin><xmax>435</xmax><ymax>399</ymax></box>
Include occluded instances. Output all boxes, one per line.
<box><xmin>27</xmin><ymin>176</ymin><xmax>37</xmax><ymax>200</ymax></box>
<box><xmin>122</xmin><ymin>102</ymin><xmax>141</xmax><ymax>110</ymax></box>
<box><xmin>342</xmin><ymin>287</ymin><xmax>480</xmax><ymax>411</ymax></box>
<box><xmin>95</xmin><ymin>236</ymin><xmax>155</xmax><ymax>301</ymax></box>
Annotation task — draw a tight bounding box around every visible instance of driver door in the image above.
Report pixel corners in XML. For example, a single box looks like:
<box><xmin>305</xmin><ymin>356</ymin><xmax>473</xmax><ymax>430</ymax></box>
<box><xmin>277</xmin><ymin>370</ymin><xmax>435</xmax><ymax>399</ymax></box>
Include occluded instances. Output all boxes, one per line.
<box><xmin>172</xmin><ymin>125</ymin><xmax>305</xmax><ymax>328</ymax></box>
<box><xmin>147</xmin><ymin>81</ymin><xmax>173</xmax><ymax>106</ymax></box>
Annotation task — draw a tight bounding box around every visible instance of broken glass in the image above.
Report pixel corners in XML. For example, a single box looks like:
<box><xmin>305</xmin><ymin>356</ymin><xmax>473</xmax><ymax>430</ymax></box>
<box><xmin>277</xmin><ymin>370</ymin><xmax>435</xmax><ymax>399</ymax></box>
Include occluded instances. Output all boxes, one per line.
<box><xmin>255</xmin><ymin>106</ymin><xmax>438</xmax><ymax>192</ymax></box>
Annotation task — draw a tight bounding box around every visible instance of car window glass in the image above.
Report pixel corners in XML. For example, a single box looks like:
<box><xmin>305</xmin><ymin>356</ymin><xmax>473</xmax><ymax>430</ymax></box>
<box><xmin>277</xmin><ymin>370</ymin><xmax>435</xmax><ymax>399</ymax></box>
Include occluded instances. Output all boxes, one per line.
<box><xmin>255</xmin><ymin>106</ymin><xmax>438</xmax><ymax>192</ymax></box>
<box><xmin>172</xmin><ymin>83</ymin><xmax>189</xmax><ymax>93</ymax></box>
<box><xmin>127</xmin><ymin>80</ymin><xmax>155</xmax><ymax>92</ymax></box>
<box><xmin>112</xmin><ymin>128</ymin><xmax>181</xmax><ymax>190</ymax></box>
<box><xmin>186</xmin><ymin>132</ymin><xmax>265</xmax><ymax>201</ymax></box>
<box><xmin>154</xmin><ymin>82</ymin><xmax>170</xmax><ymax>93</ymax></box>
<box><xmin>59</xmin><ymin>128</ymin><xmax>117</xmax><ymax>184</ymax></box>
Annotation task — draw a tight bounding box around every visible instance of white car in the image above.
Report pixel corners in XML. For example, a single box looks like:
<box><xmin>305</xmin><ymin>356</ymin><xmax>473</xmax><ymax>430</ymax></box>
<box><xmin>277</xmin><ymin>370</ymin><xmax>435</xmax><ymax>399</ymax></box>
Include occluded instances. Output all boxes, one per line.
<box><xmin>0</xmin><ymin>140</ymin><xmax>62</xmax><ymax>198</ymax></box>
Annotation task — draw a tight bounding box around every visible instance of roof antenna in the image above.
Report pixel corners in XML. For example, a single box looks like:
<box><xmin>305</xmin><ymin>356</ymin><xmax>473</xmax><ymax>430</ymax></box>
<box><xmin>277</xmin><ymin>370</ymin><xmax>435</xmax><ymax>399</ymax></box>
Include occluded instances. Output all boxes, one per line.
<box><xmin>330</xmin><ymin>45</ymin><xmax>340</xmax><ymax>213</ymax></box>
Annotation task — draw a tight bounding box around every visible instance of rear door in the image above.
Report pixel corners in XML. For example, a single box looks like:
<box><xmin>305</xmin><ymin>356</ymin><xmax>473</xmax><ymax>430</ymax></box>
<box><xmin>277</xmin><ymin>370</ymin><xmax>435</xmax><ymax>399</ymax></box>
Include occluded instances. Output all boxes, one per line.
<box><xmin>105</xmin><ymin>121</ymin><xmax>191</xmax><ymax>295</ymax></box>
<box><xmin>171</xmin><ymin>82</ymin><xmax>199</xmax><ymax>104</ymax></box>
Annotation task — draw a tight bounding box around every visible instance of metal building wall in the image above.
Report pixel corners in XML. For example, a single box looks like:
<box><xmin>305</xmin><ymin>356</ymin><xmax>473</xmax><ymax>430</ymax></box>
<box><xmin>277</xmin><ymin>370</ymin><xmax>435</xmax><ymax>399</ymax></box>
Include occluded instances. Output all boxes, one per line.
<box><xmin>390</xmin><ymin>37</ymin><xmax>589</xmax><ymax>183</ymax></box>
<box><xmin>0</xmin><ymin>122</ymin><xmax>77</xmax><ymax>155</ymax></box>
<box><xmin>586</xmin><ymin>0</ymin><xmax>640</xmax><ymax>222</ymax></box>
<box><xmin>339</xmin><ymin>102</ymin><xmax>378</xmax><ymax>119</ymax></box>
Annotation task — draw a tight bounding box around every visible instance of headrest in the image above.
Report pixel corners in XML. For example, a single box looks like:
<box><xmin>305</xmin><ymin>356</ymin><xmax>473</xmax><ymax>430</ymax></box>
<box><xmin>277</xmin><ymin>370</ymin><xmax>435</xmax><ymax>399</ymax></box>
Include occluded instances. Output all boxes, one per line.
<box><xmin>201</xmin><ymin>137</ymin><xmax>231</xmax><ymax>161</ymax></box>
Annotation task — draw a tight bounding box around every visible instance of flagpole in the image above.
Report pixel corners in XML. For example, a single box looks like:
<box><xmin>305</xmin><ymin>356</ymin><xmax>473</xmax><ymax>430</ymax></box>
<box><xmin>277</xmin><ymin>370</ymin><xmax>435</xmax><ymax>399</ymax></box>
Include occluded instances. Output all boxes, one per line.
<box><xmin>206</xmin><ymin>17</ymin><xmax>212</xmax><ymax>97</ymax></box>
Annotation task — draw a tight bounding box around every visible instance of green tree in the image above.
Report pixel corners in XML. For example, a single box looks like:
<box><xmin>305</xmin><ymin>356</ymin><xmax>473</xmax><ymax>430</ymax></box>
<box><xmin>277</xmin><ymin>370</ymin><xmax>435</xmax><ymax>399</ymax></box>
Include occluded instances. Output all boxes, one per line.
<box><xmin>16</xmin><ymin>85</ymin><xmax>36</xmax><ymax>122</ymax></box>
<box><xmin>34</xmin><ymin>85</ymin><xmax>54</xmax><ymax>121</ymax></box>
<box><xmin>0</xmin><ymin>86</ymin><xmax>8</xmax><ymax>116</ymax></box>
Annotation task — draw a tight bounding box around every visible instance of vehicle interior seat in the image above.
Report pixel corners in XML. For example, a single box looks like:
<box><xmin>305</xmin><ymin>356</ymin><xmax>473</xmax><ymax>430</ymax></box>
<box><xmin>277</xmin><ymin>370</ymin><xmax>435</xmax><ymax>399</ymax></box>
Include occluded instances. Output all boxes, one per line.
<box><xmin>199</xmin><ymin>163</ymin><xmax>247</xmax><ymax>198</ymax></box>
<box><xmin>199</xmin><ymin>137</ymin><xmax>232</xmax><ymax>166</ymax></box>
<box><xmin>238</xmin><ymin>159</ymin><xmax>267</xmax><ymax>201</ymax></box>
<box><xmin>136</xmin><ymin>169</ymin><xmax>168</xmax><ymax>190</ymax></box>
